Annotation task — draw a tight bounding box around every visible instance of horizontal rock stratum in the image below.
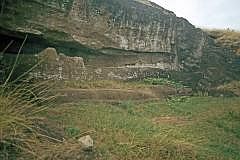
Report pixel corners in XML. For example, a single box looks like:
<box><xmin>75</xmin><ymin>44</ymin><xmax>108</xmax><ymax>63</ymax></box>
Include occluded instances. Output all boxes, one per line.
<box><xmin>0</xmin><ymin>0</ymin><xmax>239</xmax><ymax>88</ymax></box>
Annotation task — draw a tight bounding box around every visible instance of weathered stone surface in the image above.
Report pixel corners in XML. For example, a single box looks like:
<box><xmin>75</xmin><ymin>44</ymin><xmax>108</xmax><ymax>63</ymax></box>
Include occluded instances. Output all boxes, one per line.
<box><xmin>0</xmin><ymin>0</ymin><xmax>239</xmax><ymax>88</ymax></box>
<box><xmin>39</xmin><ymin>48</ymin><xmax>59</xmax><ymax>61</ymax></box>
<box><xmin>34</xmin><ymin>48</ymin><xmax>171</xmax><ymax>81</ymax></box>
<box><xmin>0</xmin><ymin>0</ymin><xmax>203</xmax><ymax>56</ymax></box>
<box><xmin>78</xmin><ymin>135</ymin><xmax>94</xmax><ymax>151</ymax></box>
<box><xmin>36</xmin><ymin>48</ymin><xmax>85</xmax><ymax>80</ymax></box>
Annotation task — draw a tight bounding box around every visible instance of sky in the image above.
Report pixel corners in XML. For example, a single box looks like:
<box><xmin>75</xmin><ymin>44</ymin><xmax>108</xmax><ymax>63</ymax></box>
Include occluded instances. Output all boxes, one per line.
<box><xmin>150</xmin><ymin>0</ymin><xmax>240</xmax><ymax>30</ymax></box>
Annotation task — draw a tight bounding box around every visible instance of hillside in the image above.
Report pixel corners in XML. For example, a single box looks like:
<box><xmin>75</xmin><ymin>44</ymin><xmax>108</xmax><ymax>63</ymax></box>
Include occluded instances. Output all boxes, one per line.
<box><xmin>45</xmin><ymin>96</ymin><xmax>240</xmax><ymax>160</ymax></box>
<box><xmin>1</xmin><ymin>0</ymin><xmax>240</xmax><ymax>160</ymax></box>
<box><xmin>205</xmin><ymin>29</ymin><xmax>240</xmax><ymax>86</ymax></box>
<box><xmin>1</xmin><ymin>77</ymin><xmax>240</xmax><ymax>159</ymax></box>
<box><xmin>206</xmin><ymin>29</ymin><xmax>240</xmax><ymax>55</ymax></box>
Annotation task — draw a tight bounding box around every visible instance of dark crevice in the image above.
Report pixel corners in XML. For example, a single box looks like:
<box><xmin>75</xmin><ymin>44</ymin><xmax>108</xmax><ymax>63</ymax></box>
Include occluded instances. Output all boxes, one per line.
<box><xmin>0</xmin><ymin>27</ymin><xmax>101</xmax><ymax>57</ymax></box>
<box><xmin>0</xmin><ymin>27</ymin><xmax>49</xmax><ymax>54</ymax></box>
<box><xmin>0</xmin><ymin>33</ymin><xmax>25</xmax><ymax>54</ymax></box>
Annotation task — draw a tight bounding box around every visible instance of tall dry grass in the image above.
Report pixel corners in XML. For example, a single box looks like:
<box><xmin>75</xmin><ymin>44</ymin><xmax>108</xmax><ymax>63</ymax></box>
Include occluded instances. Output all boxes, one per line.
<box><xmin>0</xmin><ymin>35</ymin><xmax>58</xmax><ymax>159</ymax></box>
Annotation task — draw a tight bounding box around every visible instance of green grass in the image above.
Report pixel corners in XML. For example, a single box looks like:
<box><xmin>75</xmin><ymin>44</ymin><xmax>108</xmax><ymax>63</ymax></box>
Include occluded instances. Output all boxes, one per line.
<box><xmin>61</xmin><ymin>78</ymin><xmax>186</xmax><ymax>90</ymax></box>
<box><xmin>44</xmin><ymin>97</ymin><xmax>240</xmax><ymax>160</ymax></box>
<box><xmin>143</xmin><ymin>78</ymin><xmax>186</xmax><ymax>89</ymax></box>
<box><xmin>60</xmin><ymin>79</ymin><xmax>152</xmax><ymax>90</ymax></box>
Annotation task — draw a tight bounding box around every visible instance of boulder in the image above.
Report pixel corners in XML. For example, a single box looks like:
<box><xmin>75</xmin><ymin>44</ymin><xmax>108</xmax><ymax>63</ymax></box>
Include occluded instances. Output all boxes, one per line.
<box><xmin>38</xmin><ymin>47</ymin><xmax>58</xmax><ymax>62</ymax></box>
<box><xmin>78</xmin><ymin>135</ymin><xmax>94</xmax><ymax>151</ymax></box>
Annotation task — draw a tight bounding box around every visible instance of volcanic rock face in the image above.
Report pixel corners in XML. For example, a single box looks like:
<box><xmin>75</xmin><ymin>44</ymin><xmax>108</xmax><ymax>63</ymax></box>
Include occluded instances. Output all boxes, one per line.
<box><xmin>0</xmin><ymin>0</ymin><xmax>238</xmax><ymax>87</ymax></box>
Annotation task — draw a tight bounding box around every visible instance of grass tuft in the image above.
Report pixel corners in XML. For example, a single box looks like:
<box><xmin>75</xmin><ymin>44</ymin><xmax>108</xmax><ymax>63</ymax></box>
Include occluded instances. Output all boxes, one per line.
<box><xmin>0</xmin><ymin>36</ymin><xmax>58</xmax><ymax>159</ymax></box>
<box><xmin>0</xmin><ymin>79</ymin><xmax>57</xmax><ymax>159</ymax></box>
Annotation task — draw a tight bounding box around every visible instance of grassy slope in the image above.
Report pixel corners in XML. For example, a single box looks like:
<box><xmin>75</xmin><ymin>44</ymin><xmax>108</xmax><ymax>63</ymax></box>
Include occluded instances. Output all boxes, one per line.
<box><xmin>44</xmin><ymin>96</ymin><xmax>240</xmax><ymax>160</ymax></box>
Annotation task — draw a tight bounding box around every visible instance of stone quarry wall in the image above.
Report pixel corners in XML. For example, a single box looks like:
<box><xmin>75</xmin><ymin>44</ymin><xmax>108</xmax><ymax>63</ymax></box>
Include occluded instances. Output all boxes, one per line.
<box><xmin>33</xmin><ymin>48</ymin><xmax>171</xmax><ymax>80</ymax></box>
<box><xmin>0</xmin><ymin>0</ymin><xmax>238</xmax><ymax>87</ymax></box>
<box><xmin>0</xmin><ymin>0</ymin><xmax>196</xmax><ymax>68</ymax></box>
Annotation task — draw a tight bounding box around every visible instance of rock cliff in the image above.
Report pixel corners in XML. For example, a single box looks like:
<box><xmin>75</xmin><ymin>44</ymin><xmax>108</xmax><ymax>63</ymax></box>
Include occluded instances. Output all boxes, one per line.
<box><xmin>0</xmin><ymin>0</ymin><xmax>239</xmax><ymax>88</ymax></box>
